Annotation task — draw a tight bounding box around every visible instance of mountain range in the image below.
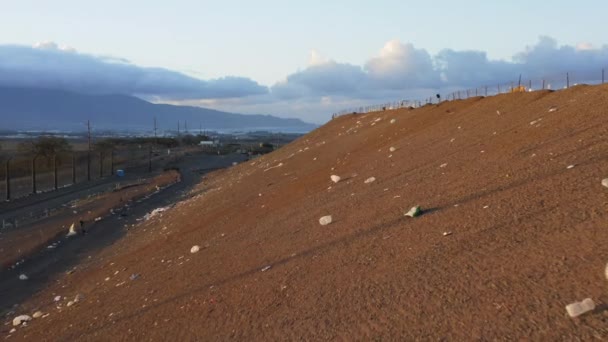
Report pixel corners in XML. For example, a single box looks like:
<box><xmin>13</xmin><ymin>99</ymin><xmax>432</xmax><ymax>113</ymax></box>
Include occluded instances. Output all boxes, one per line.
<box><xmin>0</xmin><ymin>87</ymin><xmax>316</xmax><ymax>133</ymax></box>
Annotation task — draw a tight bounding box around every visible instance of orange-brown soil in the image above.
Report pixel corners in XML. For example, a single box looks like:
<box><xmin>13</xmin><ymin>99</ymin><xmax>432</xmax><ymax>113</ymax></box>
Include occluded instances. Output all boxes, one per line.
<box><xmin>4</xmin><ymin>85</ymin><xmax>608</xmax><ymax>340</ymax></box>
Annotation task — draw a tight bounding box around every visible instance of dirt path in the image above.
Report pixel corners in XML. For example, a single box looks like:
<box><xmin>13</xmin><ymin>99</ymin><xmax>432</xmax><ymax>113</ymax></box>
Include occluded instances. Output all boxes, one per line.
<box><xmin>0</xmin><ymin>153</ymin><xmax>246</xmax><ymax>316</ymax></box>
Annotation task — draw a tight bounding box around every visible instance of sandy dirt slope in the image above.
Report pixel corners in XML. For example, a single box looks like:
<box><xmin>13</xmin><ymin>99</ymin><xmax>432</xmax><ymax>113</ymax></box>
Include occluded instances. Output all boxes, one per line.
<box><xmin>4</xmin><ymin>85</ymin><xmax>608</xmax><ymax>340</ymax></box>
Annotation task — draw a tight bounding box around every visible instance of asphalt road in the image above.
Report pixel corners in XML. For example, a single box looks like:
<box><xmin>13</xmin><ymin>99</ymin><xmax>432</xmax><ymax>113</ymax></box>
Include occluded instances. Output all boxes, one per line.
<box><xmin>0</xmin><ymin>153</ymin><xmax>247</xmax><ymax>314</ymax></box>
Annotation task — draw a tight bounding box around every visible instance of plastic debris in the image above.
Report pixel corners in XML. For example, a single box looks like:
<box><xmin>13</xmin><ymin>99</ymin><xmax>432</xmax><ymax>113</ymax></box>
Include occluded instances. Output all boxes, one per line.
<box><xmin>404</xmin><ymin>206</ymin><xmax>422</xmax><ymax>218</ymax></box>
<box><xmin>548</xmin><ymin>106</ymin><xmax>558</xmax><ymax>112</ymax></box>
<box><xmin>364</xmin><ymin>177</ymin><xmax>376</xmax><ymax>184</ymax></box>
<box><xmin>18</xmin><ymin>274</ymin><xmax>28</xmax><ymax>281</ymax></box>
<box><xmin>330</xmin><ymin>175</ymin><xmax>341</xmax><ymax>183</ymax></box>
<box><xmin>190</xmin><ymin>245</ymin><xmax>200</xmax><ymax>254</ymax></box>
<box><xmin>566</xmin><ymin>298</ymin><xmax>595</xmax><ymax>318</ymax></box>
<box><xmin>130</xmin><ymin>274</ymin><xmax>140</xmax><ymax>281</ymax></box>
<box><xmin>602</xmin><ymin>178</ymin><xmax>608</xmax><ymax>188</ymax></box>
<box><xmin>389</xmin><ymin>147</ymin><xmax>396</xmax><ymax>152</ymax></box>
<box><xmin>66</xmin><ymin>223</ymin><xmax>77</xmax><ymax>237</ymax></box>
<box><xmin>319</xmin><ymin>215</ymin><xmax>333</xmax><ymax>226</ymax></box>
<box><xmin>443</xmin><ymin>232</ymin><xmax>452</xmax><ymax>236</ymax></box>
<box><xmin>261</xmin><ymin>265</ymin><xmax>272</xmax><ymax>272</ymax></box>
<box><xmin>54</xmin><ymin>296</ymin><xmax>61</xmax><ymax>302</ymax></box>
<box><xmin>390</xmin><ymin>119</ymin><xmax>396</xmax><ymax>124</ymax></box>
<box><xmin>567</xmin><ymin>165</ymin><xmax>575</xmax><ymax>169</ymax></box>
<box><xmin>12</xmin><ymin>315</ymin><xmax>32</xmax><ymax>326</ymax></box>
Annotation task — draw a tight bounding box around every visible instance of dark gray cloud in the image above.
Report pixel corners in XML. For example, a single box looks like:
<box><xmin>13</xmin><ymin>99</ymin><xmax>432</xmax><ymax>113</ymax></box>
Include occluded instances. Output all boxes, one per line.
<box><xmin>0</xmin><ymin>42</ymin><xmax>268</xmax><ymax>99</ymax></box>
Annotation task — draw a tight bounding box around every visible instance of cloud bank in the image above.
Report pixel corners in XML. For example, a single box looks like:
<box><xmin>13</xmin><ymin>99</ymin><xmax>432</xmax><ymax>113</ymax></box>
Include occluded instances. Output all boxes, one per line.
<box><xmin>0</xmin><ymin>42</ymin><xmax>268</xmax><ymax>99</ymax></box>
<box><xmin>1</xmin><ymin>37</ymin><xmax>607</xmax><ymax>123</ymax></box>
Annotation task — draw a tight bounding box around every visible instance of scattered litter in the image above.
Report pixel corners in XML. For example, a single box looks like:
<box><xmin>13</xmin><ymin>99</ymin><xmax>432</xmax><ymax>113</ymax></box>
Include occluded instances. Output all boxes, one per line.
<box><xmin>190</xmin><ymin>245</ymin><xmax>200</xmax><ymax>254</ymax></box>
<box><xmin>567</xmin><ymin>165</ymin><xmax>575</xmax><ymax>169</ymax></box>
<box><xmin>389</xmin><ymin>147</ymin><xmax>396</xmax><ymax>152</ymax></box>
<box><xmin>393</xmin><ymin>195</ymin><xmax>401</xmax><ymax>198</ymax></box>
<box><xmin>67</xmin><ymin>301</ymin><xmax>75</xmax><ymax>307</ymax></box>
<box><xmin>404</xmin><ymin>206</ymin><xmax>422</xmax><ymax>218</ymax></box>
<box><xmin>94</xmin><ymin>217</ymin><xmax>102</xmax><ymax>222</ymax></box>
<box><xmin>602</xmin><ymin>178</ymin><xmax>608</xmax><ymax>188</ymax></box>
<box><xmin>319</xmin><ymin>215</ymin><xmax>333</xmax><ymax>226</ymax></box>
<box><xmin>130</xmin><ymin>274</ymin><xmax>140</xmax><ymax>281</ymax></box>
<box><xmin>10</xmin><ymin>328</ymin><xmax>16</xmax><ymax>333</ymax></box>
<box><xmin>18</xmin><ymin>274</ymin><xmax>28</xmax><ymax>281</ymax></box>
<box><xmin>443</xmin><ymin>232</ymin><xmax>452</xmax><ymax>236</ymax></box>
<box><xmin>496</xmin><ymin>110</ymin><xmax>501</xmax><ymax>115</ymax></box>
<box><xmin>74</xmin><ymin>294</ymin><xmax>84</xmax><ymax>302</ymax></box>
<box><xmin>440</xmin><ymin>163</ymin><xmax>448</xmax><ymax>168</ymax></box>
<box><xmin>530</xmin><ymin>118</ymin><xmax>542</xmax><ymax>126</ymax></box>
<box><xmin>483</xmin><ymin>205</ymin><xmax>489</xmax><ymax>209</ymax></box>
<box><xmin>263</xmin><ymin>163</ymin><xmax>283</xmax><ymax>172</ymax></box>
<box><xmin>54</xmin><ymin>296</ymin><xmax>61</xmax><ymax>302</ymax></box>
<box><xmin>566</xmin><ymin>298</ymin><xmax>595</xmax><ymax>318</ymax></box>
<box><xmin>390</xmin><ymin>119</ymin><xmax>396</xmax><ymax>124</ymax></box>
<box><xmin>548</xmin><ymin>106</ymin><xmax>558</xmax><ymax>112</ymax></box>
<box><xmin>12</xmin><ymin>315</ymin><xmax>31</xmax><ymax>326</ymax></box>
<box><xmin>330</xmin><ymin>175</ymin><xmax>341</xmax><ymax>183</ymax></box>
<box><xmin>261</xmin><ymin>265</ymin><xmax>272</xmax><ymax>272</ymax></box>
<box><xmin>143</xmin><ymin>206</ymin><xmax>171</xmax><ymax>221</ymax></box>
<box><xmin>66</xmin><ymin>223</ymin><xmax>77</xmax><ymax>237</ymax></box>
<box><xmin>364</xmin><ymin>177</ymin><xmax>376</xmax><ymax>184</ymax></box>
<box><xmin>32</xmin><ymin>311</ymin><xmax>43</xmax><ymax>319</ymax></box>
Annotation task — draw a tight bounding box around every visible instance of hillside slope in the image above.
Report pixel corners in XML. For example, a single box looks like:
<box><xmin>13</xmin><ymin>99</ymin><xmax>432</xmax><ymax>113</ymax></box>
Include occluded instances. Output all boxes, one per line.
<box><xmin>5</xmin><ymin>85</ymin><xmax>608</xmax><ymax>340</ymax></box>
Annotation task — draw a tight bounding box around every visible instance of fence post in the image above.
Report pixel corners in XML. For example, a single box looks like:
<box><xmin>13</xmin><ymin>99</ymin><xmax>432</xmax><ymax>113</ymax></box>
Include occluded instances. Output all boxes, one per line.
<box><xmin>110</xmin><ymin>150</ymin><xmax>115</xmax><ymax>175</ymax></box>
<box><xmin>53</xmin><ymin>155</ymin><xmax>58</xmax><ymax>190</ymax></box>
<box><xmin>32</xmin><ymin>155</ymin><xmax>38</xmax><ymax>195</ymax></box>
<box><xmin>566</xmin><ymin>72</ymin><xmax>570</xmax><ymax>88</ymax></box>
<box><xmin>72</xmin><ymin>153</ymin><xmax>76</xmax><ymax>184</ymax></box>
<box><xmin>99</xmin><ymin>152</ymin><xmax>103</xmax><ymax>178</ymax></box>
<box><xmin>5</xmin><ymin>158</ymin><xmax>10</xmax><ymax>201</ymax></box>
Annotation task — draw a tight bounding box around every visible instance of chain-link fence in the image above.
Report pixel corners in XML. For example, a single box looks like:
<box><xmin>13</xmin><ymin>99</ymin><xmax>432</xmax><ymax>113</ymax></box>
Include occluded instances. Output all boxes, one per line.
<box><xmin>332</xmin><ymin>69</ymin><xmax>607</xmax><ymax>117</ymax></box>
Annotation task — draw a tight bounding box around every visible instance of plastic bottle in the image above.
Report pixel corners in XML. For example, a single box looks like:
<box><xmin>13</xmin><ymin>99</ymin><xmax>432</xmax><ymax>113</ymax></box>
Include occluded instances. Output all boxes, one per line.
<box><xmin>566</xmin><ymin>298</ymin><xmax>595</xmax><ymax>318</ymax></box>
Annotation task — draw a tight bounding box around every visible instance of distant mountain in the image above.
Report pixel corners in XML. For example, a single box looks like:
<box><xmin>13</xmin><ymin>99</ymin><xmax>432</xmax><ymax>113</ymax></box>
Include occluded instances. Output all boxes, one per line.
<box><xmin>0</xmin><ymin>87</ymin><xmax>316</xmax><ymax>133</ymax></box>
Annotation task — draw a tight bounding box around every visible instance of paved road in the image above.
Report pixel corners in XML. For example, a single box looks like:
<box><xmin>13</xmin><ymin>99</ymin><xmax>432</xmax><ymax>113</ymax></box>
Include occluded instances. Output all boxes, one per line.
<box><xmin>0</xmin><ymin>153</ymin><xmax>246</xmax><ymax>314</ymax></box>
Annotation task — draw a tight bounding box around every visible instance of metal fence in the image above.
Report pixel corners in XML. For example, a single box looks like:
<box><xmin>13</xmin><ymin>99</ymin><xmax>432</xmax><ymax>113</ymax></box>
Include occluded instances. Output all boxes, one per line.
<box><xmin>332</xmin><ymin>69</ymin><xmax>607</xmax><ymax>117</ymax></box>
<box><xmin>0</xmin><ymin>146</ymin><xmax>179</xmax><ymax>201</ymax></box>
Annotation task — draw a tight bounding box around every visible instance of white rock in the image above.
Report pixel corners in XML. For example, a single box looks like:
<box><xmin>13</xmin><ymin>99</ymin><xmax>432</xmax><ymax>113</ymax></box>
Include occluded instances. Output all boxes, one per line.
<box><xmin>54</xmin><ymin>296</ymin><xmax>61</xmax><ymax>302</ymax></box>
<box><xmin>548</xmin><ymin>106</ymin><xmax>558</xmax><ymax>112</ymax></box>
<box><xmin>12</xmin><ymin>315</ymin><xmax>32</xmax><ymax>326</ymax></box>
<box><xmin>261</xmin><ymin>265</ymin><xmax>272</xmax><ymax>272</ymax></box>
<box><xmin>440</xmin><ymin>163</ymin><xmax>448</xmax><ymax>168</ymax></box>
<box><xmin>67</xmin><ymin>301</ymin><xmax>75</xmax><ymax>307</ymax></box>
<box><xmin>190</xmin><ymin>245</ymin><xmax>200</xmax><ymax>254</ymax></box>
<box><xmin>567</xmin><ymin>164</ymin><xmax>575</xmax><ymax>169</ymax></box>
<box><xmin>389</xmin><ymin>147</ymin><xmax>396</xmax><ymax>152</ymax></box>
<box><xmin>443</xmin><ymin>232</ymin><xmax>452</xmax><ymax>236</ymax></box>
<box><xmin>18</xmin><ymin>274</ymin><xmax>28</xmax><ymax>281</ymax></box>
<box><xmin>9</xmin><ymin>328</ymin><xmax>16</xmax><ymax>333</ymax></box>
<box><xmin>330</xmin><ymin>175</ymin><xmax>341</xmax><ymax>183</ymax></box>
<box><xmin>32</xmin><ymin>311</ymin><xmax>43</xmax><ymax>318</ymax></box>
<box><xmin>390</xmin><ymin>119</ymin><xmax>396</xmax><ymax>124</ymax></box>
<box><xmin>364</xmin><ymin>177</ymin><xmax>376</xmax><ymax>184</ymax></box>
<box><xmin>566</xmin><ymin>298</ymin><xmax>595</xmax><ymax>318</ymax></box>
<box><xmin>66</xmin><ymin>223</ymin><xmax>77</xmax><ymax>237</ymax></box>
<box><xmin>602</xmin><ymin>178</ymin><xmax>608</xmax><ymax>188</ymax></box>
<box><xmin>319</xmin><ymin>215</ymin><xmax>333</xmax><ymax>226</ymax></box>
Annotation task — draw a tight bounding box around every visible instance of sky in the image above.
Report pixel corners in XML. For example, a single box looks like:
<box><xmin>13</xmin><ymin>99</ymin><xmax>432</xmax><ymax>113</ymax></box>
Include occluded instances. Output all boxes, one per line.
<box><xmin>1</xmin><ymin>0</ymin><xmax>608</xmax><ymax>123</ymax></box>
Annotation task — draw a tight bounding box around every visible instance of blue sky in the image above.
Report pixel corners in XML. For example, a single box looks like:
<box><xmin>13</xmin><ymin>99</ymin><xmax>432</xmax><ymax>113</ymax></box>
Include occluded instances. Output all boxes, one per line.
<box><xmin>1</xmin><ymin>0</ymin><xmax>607</xmax><ymax>123</ymax></box>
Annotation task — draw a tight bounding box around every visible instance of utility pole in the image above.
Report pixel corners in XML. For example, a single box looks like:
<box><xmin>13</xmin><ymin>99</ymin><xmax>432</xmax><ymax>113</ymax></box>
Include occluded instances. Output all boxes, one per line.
<box><xmin>87</xmin><ymin>120</ymin><xmax>91</xmax><ymax>181</ymax></box>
